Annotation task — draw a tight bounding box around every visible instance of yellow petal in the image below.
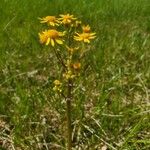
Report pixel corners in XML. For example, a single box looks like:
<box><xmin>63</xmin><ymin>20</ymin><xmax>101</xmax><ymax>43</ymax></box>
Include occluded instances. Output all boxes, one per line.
<box><xmin>56</xmin><ymin>39</ymin><xmax>63</xmax><ymax>44</ymax></box>
<box><xmin>84</xmin><ymin>39</ymin><xmax>90</xmax><ymax>43</ymax></box>
<box><xmin>59</xmin><ymin>31</ymin><xmax>66</xmax><ymax>36</ymax></box>
<box><xmin>51</xmin><ymin>39</ymin><xmax>55</xmax><ymax>47</ymax></box>
<box><xmin>40</xmin><ymin>21</ymin><xmax>46</xmax><ymax>23</ymax></box>
<box><xmin>50</xmin><ymin>22</ymin><xmax>55</xmax><ymax>26</ymax></box>
<box><xmin>89</xmin><ymin>36</ymin><xmax>96</xmax><ymax>39</ymax></box>
<box><xmin>59</xmin><ymin>14</ymin><xmax>64</xmax><ymax>17</ymax></box>
<box><xmin>91</xmin><ymin>33</ymin><xmax>96</xmax><ymax>35</ymax></box>
<box><xmin>46</xmin><ymin>38</ymin><xmax>50</xmax><ymax>45</ymax></box>
<box><xmin>75</xmin><ymin>33</ymin><xmax>80</xmax><ymax>36</ymax></box>
<box><xmin>74</xmin><ymin>36</ymin><xmax>80</xmax><ymax>41</ymax></box>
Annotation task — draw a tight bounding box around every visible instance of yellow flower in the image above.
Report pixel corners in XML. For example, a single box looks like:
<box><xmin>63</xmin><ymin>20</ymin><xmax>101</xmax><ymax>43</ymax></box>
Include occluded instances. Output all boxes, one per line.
<box><xmin>72</xmin><ymin>63</ymin><xmax>81</xmax><ymax>70</ymax></box>
<box><xmin>39</xmin><ymin>16</ymin><xmax>59</xmax><ymax>26</ymax></box>
<box><xmin>53</xmin><ymin>80</ymin><xmax>62</xmax><ymax>92</ymax></box>
<box><xmin>63</xmin><ymin>70</ymin><xmax>75</xmax><ymax>80</ymax></box>
<box><xmin>82</xmin><ymin>25</ymin><xmax>91</xmax><ymax>33</ymax></box>
<box><xmin>39</xmin><ymin>29</ymin><xmax>64</xmax><ymax>46</ymax></box>
<box><xmin>74</xmin><ymin>32</ymin><xmax>96</xmax><ymax>43</ymax></box>
<box><xmin>54</xmin><ymin>80</ymin><xmax>62</xmax><ymax>86</ymax></box>
<box><xmin>59</xmin><ymin>14</ymin><xmax>76</xmax><ymax>25</ymax></box>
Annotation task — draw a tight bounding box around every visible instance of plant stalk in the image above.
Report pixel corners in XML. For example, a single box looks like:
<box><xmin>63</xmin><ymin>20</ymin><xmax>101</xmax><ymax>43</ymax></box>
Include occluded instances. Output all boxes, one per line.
<box><xmin>66</xmin><ymin>79</ymin><xmax>72</xmax><ymax>150</ymax></box>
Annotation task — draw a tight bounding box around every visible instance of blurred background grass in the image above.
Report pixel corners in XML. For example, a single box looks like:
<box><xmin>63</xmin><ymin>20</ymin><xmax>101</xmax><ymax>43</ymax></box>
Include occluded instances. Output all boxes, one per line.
<box><xmin>0</xmin><ymin>0</ymin><xmax>150</xmax><ymax>149</ymax></box>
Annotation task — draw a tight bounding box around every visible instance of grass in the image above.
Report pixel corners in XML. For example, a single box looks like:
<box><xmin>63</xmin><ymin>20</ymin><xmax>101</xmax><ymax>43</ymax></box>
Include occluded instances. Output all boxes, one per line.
<box><xmin>0</xmin><ymin>0</ymin><xmax>150</xmax><ymax>149</ymax></box>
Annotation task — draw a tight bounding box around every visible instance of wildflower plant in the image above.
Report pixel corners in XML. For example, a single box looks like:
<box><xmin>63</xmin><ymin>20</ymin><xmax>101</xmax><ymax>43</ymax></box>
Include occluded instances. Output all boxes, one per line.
<box><xmin>38</xmin><ymin>13</ymin><xmax>96</xmax><ymax>150</ymax></box>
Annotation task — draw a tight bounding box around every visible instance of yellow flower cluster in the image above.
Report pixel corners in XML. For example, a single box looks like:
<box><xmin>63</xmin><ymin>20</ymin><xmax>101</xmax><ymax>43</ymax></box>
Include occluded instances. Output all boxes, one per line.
<box><xmin>38</xmin><ymin>13</ymin><xmax>96</xmax><ymax>92</ymax></box>
<box><xmin>39</xmin><ymin>13</ymin><xmax>96</xmax><ymax>47</ymax></box>
<box><xmin>63</xmin><ymin>58</ymin><xmax>81</xmax><ymax>80</ymax></box>
<box><xmin>53</xmin><ymin>80</ymin><xmax>62</xmax><ymax>92</ymax></box>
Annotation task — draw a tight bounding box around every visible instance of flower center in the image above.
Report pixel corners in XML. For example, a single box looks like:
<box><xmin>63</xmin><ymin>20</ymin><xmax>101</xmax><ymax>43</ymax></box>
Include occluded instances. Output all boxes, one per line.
<box><xmin>47</xmin><ymin>30</ymin><xmax>59</xmax><ymax>38</ymax></box>
<box><xmin>63</xmin><ymin>15</ymin><xmax>72</xmax><ymax>20</ymax></box>
<box><xmin>46</xmin><ymin>16</ymin><xmax>56</xmax><ymax>21</ymax></box>
<box><xmin>81</xmin><ymin>33</ymin><xmax>90</xmax><ymax>39</ymax></box>
<box><xmin>83</xmin><ymin>28</ymin><xmax>90</xmax><ymax>33</ymax></box>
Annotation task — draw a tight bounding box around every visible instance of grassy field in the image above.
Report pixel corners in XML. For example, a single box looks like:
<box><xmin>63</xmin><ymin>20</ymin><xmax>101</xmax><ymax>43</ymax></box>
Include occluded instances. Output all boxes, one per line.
<box><xmin>0</xmin><ymin>0</ymin><xmax>150</xmax><ymax>149</ymax></box>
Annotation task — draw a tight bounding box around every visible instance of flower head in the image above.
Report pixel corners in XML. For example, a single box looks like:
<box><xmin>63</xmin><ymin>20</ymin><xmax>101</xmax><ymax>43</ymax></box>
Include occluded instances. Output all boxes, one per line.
<box><xmin>72</xmin><ymin>63</ymin><xmax>81</xmax><ymax>70</ymax></box>
<box><xmin>39</xmin><ymin>16</ymin><xmax>59</xmax><ymax>26</ymax></box>
<box><xmin>39</xmin><ymin>29</ymin><xmax>64</xmax><ymax>46</ymax></box>
<box><xmin>74</xmin><ymin>32</ymin><xmax>96</xmax><ymax>43</ymax></box>
<box><xmin>82</xmin><ymin>25</ymin><xmax>91</xmax><ymax>33</ymax></box>
<box><xmin>54</xmin><ymin>80</ymin><xmax>62</xmax><ymax>86</ymax></box>
<box><xmin>53</xmin><ymin>80</ymin><xmax>62</xmax><ymax>92</ymax></box>
<box><xmin>59</xmin><ymin>14</ymin><xmax>76</xmax><ymax>25</ymax></box>
<box><xmin>63</xmin><ymin>70</ymin><xmax>75</xmax><ymax>80</ymax></box>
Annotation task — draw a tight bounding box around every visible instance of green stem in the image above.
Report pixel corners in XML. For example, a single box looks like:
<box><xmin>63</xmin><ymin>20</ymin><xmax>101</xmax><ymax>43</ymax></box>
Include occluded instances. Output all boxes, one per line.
<box><xmin>53</xmin><ymin>48</ymin><xmax>66</xmax><ymax>70</ymax></box>
<box><xmin>66</xmin><ymin>79</ymin><xmax>72</xmax><ymax>150</ymax></box>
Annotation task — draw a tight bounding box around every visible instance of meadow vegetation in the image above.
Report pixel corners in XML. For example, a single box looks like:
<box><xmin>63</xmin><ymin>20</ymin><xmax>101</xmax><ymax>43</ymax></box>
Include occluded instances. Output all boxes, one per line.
<box><xmin>0</xmin><ymin>0</ymin><xmax>150</xmax><ymax>149</ymax></box>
